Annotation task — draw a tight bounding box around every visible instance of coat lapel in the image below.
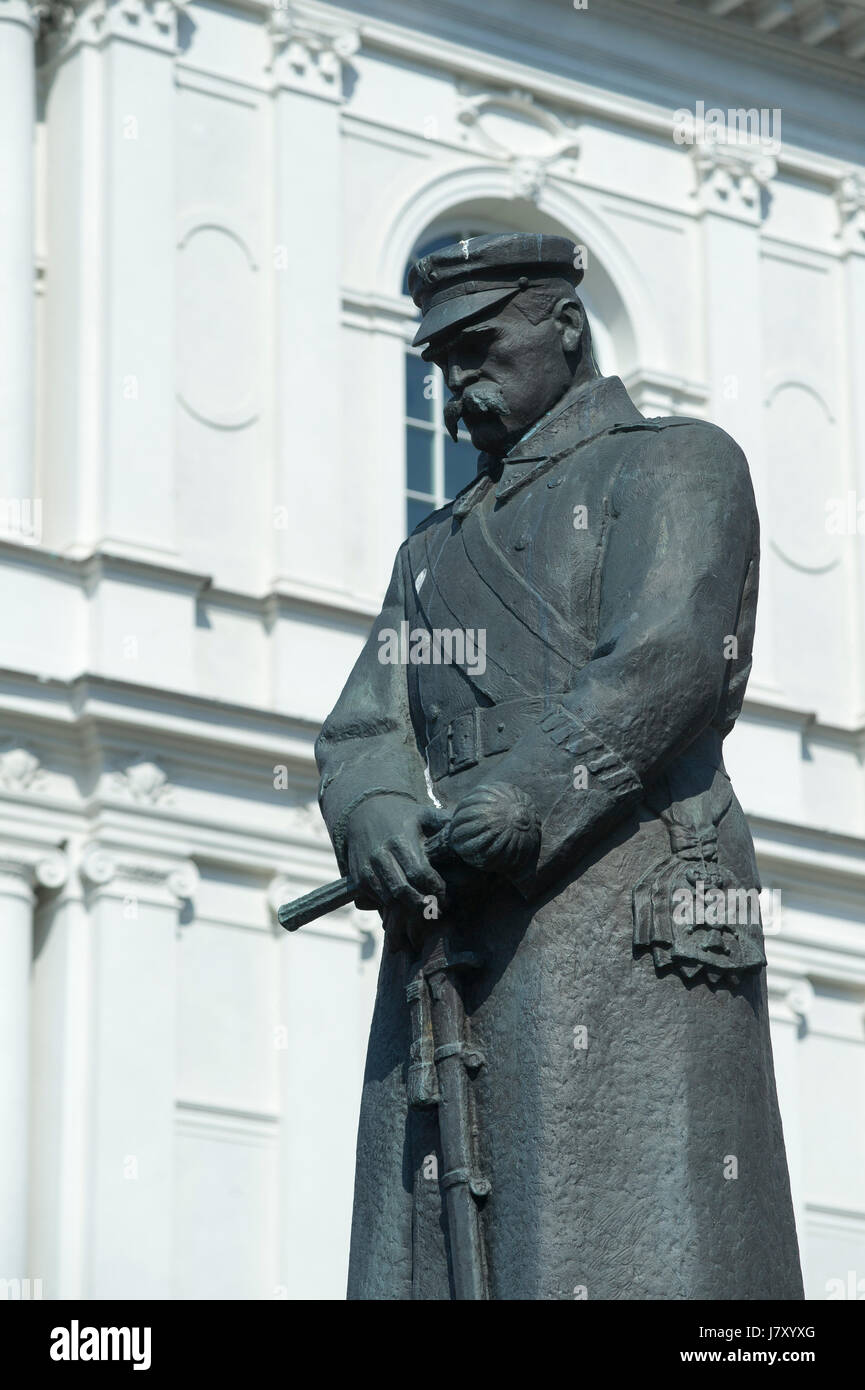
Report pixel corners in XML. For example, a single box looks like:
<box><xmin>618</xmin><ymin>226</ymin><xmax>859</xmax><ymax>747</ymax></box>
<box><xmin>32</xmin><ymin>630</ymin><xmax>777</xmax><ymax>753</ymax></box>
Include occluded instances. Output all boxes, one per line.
<box><xmin>458</xmin><ymin>504</ymin><xmax>586</xmax><ymax>677</ymax></box>
<box><xmin>406</xmin><ymin>513</ymin><xmax>577</xmax><ymax>704</ymax></box>
<box><xmin>406</xmin><ymin>522</ymin><xmax>530</xmax><ymax>703</ymax></box>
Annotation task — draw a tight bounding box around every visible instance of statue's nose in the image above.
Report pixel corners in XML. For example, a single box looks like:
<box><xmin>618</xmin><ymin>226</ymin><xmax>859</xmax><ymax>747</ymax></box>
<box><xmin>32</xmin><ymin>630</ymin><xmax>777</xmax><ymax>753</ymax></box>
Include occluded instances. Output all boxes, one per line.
<box><xmin>447</xmin><ymin>363</ymin><xmax>479</xmax><ymax>392</ymax></box>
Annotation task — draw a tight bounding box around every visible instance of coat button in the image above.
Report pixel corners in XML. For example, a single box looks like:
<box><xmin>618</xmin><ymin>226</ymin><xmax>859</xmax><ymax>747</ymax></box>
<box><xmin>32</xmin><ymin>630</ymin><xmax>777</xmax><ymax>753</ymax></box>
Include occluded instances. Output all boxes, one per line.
<box><xmin>514</xmin><ymin>533</ymin><xmax>530</xmax><ymax>550</ymax></box>
<box><xmin>547</xmin><ymin>475</ymin><xmax>563</xmax><ymax>488</ymax></box>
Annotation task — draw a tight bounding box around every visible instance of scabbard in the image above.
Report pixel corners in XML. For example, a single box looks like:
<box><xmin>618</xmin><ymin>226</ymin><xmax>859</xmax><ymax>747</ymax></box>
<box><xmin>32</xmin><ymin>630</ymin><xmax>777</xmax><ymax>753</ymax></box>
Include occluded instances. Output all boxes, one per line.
<box><xmin>419</xmin><ymin>930</ymin><xmax>490</xmax><ymax>1301</ymax></box>
<box><xmin>405</xmin><ymin>963</ymin><xmax>439</xmax><ymax>1108</ymax></box>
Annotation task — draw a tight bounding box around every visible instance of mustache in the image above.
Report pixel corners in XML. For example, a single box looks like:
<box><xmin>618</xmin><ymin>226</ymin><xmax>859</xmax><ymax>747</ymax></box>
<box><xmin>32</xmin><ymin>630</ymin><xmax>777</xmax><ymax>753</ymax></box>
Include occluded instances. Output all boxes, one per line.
<box><xmin>443</xmin><ymin>381</ymin><xmax>509</xmax><ymax>442</ymax></box>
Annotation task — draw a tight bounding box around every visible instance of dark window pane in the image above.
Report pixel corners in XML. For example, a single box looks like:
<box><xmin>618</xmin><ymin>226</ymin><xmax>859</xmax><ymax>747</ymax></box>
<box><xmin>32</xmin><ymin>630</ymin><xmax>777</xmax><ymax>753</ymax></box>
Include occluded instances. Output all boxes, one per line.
<box><xmin>407</xmin><ymin>496</ymin><xmax>434</xmax><ymax>534</ymax></box>
<box><xmin>406</xmin><ymin>425</ymin><xmax>434</xmax><ymax>495</ymax></box>
<box><xmin>405</xmin><ymin>353</ymin><xmax>434</xmax><ymax>422</ymax></box>
<box><xmin>444</xmin><ymin>434</ymin><xmax>478</xmax><ymax>500</ymax></box>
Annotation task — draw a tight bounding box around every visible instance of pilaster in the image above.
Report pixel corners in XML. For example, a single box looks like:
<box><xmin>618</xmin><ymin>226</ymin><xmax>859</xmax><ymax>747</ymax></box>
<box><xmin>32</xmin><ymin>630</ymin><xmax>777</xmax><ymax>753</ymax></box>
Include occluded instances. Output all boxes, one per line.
<box><xmin>39</xmin><ymin>0</ymin><xmax>187</xmax><ymax>561</ymax></box>
<box><xmin>269</xmin><ymin>2</ymin><xmax>358</xmax><ymax>600</ymax></box>
<box><xmin>0</xmin><ymin>1</ymin><xmax>39</xmax><ymax>528</ymax></box>
<box><xmin>834</xmin><ymin>172</ymin><xmax>865</xmax><ymax>722</ymax></box>
<box><xmin>30</xmin><ymin>835</ymin><xmax>197</xmax><ymax>1297</ymax></box>
<box><xmin>692</xmin><ymin>135</ymin><xmax>779</xmax><ymax>692</ymax></box>
<box><xmin>0</xmin><ymin>843</ymin><xmax>68</xmax><ymax>1277</ymax></box>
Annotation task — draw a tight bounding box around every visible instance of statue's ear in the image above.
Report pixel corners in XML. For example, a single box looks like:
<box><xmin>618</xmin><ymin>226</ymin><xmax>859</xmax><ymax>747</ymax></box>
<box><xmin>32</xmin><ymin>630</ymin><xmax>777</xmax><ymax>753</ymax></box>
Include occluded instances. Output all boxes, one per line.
<box><xmin>554</xmin><ymin>298</ymin><xmax>584</xmax><ymax>354</ymax></box>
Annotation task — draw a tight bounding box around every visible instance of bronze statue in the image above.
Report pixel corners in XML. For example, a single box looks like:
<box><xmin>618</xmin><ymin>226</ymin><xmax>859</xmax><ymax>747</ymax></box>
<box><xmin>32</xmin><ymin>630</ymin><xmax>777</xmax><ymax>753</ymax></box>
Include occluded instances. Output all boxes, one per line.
<box><xmin>284</xmin><ymin>233</ymin><xmax>803</xmax><ymax>1300</ymax></box>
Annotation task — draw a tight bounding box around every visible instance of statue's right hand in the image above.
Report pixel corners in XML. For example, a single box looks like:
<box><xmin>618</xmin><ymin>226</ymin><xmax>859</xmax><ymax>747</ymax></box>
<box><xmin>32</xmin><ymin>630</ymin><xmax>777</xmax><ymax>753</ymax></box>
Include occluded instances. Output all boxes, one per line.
<box><xmin>346</xmin><ymin>798</ymin><xmax>448</xmax><ymax>915</ymax></box>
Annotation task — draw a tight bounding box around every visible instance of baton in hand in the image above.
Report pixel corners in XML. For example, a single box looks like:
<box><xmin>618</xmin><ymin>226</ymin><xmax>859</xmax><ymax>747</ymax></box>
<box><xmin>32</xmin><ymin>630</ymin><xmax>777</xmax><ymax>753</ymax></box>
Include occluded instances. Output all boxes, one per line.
<box><xmin>277</xmin><ymin>819</ymin><xmax>452</xmax><ymax>932</ymax></box>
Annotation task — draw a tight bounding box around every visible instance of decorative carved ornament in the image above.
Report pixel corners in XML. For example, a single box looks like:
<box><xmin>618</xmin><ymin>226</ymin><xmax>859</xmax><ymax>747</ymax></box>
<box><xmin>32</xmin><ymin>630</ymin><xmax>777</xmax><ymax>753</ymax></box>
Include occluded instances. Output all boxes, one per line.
<box><xmin>32</xmin><ymin>0</ymin><xmax>189</xmax><ymax>50</ymax></box>
<box><xmin>456</xmin><ymin>84</ymin><xmax>581</xmax><ymax>205</ymax></box>
<box><xmin>836</xmin><ymin>172</ymin><xmax>865</xmax><ymax>249</ymax></box>
<box><xmin>0</xmin><ymin>744</ymin><xmax>46</xmax><ymax>794</ymax></box>
<box><xmin>106</xmin><ymin>757</ymin><xmax>174</xmax><ymax>806</ymax></box>
<box><xmin>268</xmin><ymin>0</ymin><xmax>359</xmax><ymax>96</ymax></box>
<box><xmin>691</xmin><ymin>137</ymin><xmax>776</xmax><ymax>219</ymax></box>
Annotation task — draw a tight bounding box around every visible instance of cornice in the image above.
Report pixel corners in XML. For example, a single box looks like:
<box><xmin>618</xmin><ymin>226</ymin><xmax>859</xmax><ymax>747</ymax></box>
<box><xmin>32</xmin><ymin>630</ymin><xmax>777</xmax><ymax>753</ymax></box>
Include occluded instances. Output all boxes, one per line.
<box><xmin>0</xmin><ymin>667</ymin><xmax>320</xmax><ymax>768</ymax></box>
<box><xmin>766</xmin><ymin>937</ymin><xmax>865</xmax><ymax>994</ymax></box>
<box><xmin>0</xmin><ymin>665</ymin><xmax>863</xmax><ymax>842</ymax></box>
<box><xmin>265</xmin><ymin>576</ymin><xmax>381</xmax><ymax>619</ymax></box>
<box><xmin>0</xmin><ymin>673</ymin><xmax>860</xmax><ymax>967</ymax></box>
<box><xmin>25</xmin><ymin>0</ymin><xmax>865</xmax><ymax>191</ymax></box>
<box><xmin>609</xmin><ymin>0</ymin><xmax>865</xmax><ymax>75</ymax></box>
<box><xmin>622</xmin><ymin>366</ymin><xmax>710</xmax><ymax>415</ymax></box>
<box><xmin>0</xmin><ymin>537</ymin><xmax>210</xmax><ymax>590</ymax></box>
<box><xmin>295</xmin><ymin>0</ymin><xmax>865</xmax><ymax>109</ymax></box>
<box><xmin>0</xmin><ymin>539</ymin><xmax>380</xmax><ymax>622</ymax></box>
<box><xmin>750</xmin><ymin>814</ymin><xmax>865</xmax><ymax>896</ymax></box>
<box><xmin>175</xmin><ymin>1099</ymin><xmax>280</xmax><ymax>1136</ymax></box>
<box><xmin>328</xmin><ymin>0</ymin><xmax>864</xmax><ymax>189</ymax></box>
<box><xmin>740</xmin><ymin>688</ymin><xmax>865</xmax><ymax>746</ymax></box>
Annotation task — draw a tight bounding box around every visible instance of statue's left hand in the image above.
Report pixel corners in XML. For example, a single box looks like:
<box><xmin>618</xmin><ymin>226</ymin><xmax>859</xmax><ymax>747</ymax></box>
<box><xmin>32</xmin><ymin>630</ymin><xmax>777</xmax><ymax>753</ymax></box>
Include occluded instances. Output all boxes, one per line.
<box><xmin>448</xmin><ymin>782</ymin><xmax>541</xmax><ymax>876</ymax></box>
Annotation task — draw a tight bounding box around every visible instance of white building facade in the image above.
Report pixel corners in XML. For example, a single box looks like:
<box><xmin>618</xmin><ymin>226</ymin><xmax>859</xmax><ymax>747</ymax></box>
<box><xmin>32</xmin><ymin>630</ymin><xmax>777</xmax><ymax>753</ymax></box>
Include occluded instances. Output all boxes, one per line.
<box><xmin>0</xmin><ymin>0</ymin><xmax>864</xmax><ymax>1299</ymax></box>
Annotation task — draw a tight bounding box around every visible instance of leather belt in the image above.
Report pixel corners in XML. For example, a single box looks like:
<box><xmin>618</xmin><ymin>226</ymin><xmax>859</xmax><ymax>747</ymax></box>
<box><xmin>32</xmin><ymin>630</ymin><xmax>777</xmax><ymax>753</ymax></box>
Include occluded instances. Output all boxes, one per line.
<box><xmin>425</xmin><ymin>696</ymin><xmax>562</xmax><ymax>783</ymax></box>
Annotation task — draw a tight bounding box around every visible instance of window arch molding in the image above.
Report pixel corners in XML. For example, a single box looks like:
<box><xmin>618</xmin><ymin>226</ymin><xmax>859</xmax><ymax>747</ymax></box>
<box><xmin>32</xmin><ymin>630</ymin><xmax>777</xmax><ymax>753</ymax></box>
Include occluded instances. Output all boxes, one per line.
<box><xmin>374</xmin><ymin>161</ymin><xmax>663</xmax><ymax>381</ymax></box>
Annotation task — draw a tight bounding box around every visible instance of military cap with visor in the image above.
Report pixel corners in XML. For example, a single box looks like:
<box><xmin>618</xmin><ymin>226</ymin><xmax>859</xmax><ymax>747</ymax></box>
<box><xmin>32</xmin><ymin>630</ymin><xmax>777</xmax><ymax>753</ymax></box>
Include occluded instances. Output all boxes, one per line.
<box><xmin>408</xmin><ymin>232</ymin><xmax>583</xmax><ymax>349</ymax></box>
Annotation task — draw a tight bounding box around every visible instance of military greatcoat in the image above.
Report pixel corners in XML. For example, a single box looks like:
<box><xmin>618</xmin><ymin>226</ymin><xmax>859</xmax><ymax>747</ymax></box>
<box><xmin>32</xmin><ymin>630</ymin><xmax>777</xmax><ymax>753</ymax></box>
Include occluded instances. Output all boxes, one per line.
<box><xmin>315</xmin><ymin>373</ymin><xmax>804</xmax><ymax>1300</ymax></box>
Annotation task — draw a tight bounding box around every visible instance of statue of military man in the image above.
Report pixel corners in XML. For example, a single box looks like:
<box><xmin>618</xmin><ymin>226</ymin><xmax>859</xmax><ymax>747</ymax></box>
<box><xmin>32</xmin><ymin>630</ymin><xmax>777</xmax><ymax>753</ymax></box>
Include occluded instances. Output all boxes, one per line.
<box><xmin>313</xmin><ymin>233</ymin><xmax>803</xmax><ymax>1300</ymax></box>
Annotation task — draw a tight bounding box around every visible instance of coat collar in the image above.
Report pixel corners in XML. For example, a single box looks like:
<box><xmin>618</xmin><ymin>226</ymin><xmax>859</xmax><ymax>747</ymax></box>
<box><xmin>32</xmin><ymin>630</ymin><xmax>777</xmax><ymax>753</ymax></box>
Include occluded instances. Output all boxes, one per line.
<box><xmin>451</xmin><ymin>375</ymin><xmax>643</xmax><ymax>516</ymax></box>
<box><xmin>503</xmin><ymin>374</ymin><xmax>642</xmax><ymax>464</ymax></box>
<box><xmin>488</xmin><ymin>375</ymin><xmax>643</xmax><ymax>502</ymax></box>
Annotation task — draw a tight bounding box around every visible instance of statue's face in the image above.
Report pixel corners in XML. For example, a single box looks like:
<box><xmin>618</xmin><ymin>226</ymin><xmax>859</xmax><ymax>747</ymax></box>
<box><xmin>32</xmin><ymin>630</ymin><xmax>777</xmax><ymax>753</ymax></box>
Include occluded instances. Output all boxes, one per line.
<box><xmin>425</xmin><ymin>297</ymin><xmax>581</xmax><ymax>456</ymax></box>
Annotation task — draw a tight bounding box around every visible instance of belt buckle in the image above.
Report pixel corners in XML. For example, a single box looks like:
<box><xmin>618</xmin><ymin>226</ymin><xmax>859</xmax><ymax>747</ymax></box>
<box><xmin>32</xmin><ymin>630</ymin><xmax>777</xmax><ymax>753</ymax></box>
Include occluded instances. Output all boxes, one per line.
<box><xmin>447</xmin><ymin>710</ymin><xmax>479</xmax><ymax>774</ymax></box>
